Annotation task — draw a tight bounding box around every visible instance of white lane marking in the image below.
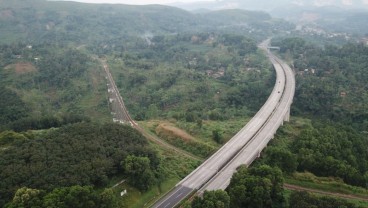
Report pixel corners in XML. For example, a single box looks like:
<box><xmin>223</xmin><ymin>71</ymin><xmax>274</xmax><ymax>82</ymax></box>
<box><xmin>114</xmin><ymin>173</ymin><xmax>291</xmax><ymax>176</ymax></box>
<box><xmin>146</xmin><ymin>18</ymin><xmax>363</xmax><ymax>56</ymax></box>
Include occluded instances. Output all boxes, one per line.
<box><xmin>164</xmin><ymin>202</ymin><xmax>171</xmax><ymax>208</ymax></box>
<box><xmin>175</xmin><ymin>192</ymin><xmax>183</xmax><ymax>199</ymax></box>
<box><xmin>153</xmin><ymin>187</ymin><xmax>183</xmax><ymax>208</ymax></box>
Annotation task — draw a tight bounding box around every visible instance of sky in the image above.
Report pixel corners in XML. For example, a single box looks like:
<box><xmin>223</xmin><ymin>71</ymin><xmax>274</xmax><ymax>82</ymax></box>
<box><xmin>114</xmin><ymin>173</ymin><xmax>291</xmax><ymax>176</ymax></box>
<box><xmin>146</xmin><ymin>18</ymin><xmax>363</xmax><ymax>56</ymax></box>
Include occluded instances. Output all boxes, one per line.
<box><xmin>60</xmin><ymin>0</ymin><xmax>215</xmax><ymax>5</ymax></box>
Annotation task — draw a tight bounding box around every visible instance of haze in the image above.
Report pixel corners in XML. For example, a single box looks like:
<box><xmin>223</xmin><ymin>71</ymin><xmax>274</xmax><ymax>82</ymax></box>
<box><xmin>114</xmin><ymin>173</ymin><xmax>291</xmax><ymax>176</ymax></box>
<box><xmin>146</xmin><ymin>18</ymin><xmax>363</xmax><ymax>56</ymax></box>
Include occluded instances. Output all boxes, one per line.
<box><xmin>55</xmin><ymin>0</ymin><xmax>215</xmax><ymax>5</ymax></box>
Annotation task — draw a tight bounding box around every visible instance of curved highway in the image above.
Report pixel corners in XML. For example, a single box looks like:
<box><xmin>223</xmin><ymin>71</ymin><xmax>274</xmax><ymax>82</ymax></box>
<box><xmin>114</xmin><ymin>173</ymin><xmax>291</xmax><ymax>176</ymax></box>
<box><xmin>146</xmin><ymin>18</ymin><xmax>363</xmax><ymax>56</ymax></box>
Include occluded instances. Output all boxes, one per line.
<box><xmin>151</xmin><ymin>40</ymin><xmax>295</xmax><ymax>208</ymax></box>
<box><xmin>199</xmin><ymin>49</ymin><xmax>295</xmax><ymax>192</ymax></box>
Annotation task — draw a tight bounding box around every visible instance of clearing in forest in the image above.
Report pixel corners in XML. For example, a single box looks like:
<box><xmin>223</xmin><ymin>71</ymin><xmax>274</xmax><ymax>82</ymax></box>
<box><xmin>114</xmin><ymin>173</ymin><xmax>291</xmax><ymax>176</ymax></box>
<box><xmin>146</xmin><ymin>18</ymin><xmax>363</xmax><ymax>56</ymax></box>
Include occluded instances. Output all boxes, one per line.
<box><xmin>156</xmin><ymin>122</ymin><xmax>196</xmax><ymax>142</ymax></box>
<box><xmin>5</xmin><ymin>62</ymin><xmax>37</xmax><ymax>74</ymax></box>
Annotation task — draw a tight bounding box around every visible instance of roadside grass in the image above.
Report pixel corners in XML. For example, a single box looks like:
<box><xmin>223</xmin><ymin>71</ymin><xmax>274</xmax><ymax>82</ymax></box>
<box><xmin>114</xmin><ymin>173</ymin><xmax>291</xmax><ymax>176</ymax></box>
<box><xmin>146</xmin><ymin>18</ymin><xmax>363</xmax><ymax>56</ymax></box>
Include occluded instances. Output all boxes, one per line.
<box><xmin>286</xmin><ymin>172</ymin><xmax>368</xmax><ymax>198</ymax></box>
<box><xmin>140</xmin><ymin>118</ymin><xmax>251</xmax><ymax>158</ymax></box>
<box><xmin>256</xmin><ymin>116</ymin><xmax>312</xmax><ymax>153</ymax></box>
<box><xmin>176</xmin><ymin>118</ymin><xmax>250</xmax><ymax>144</ymax></box>
<box><xmin>121</xmin><ymin>141</ymin><xmax>200</xmax><ymax>208</ymax></box>
<box><xmin>140</xmin><ymin>120</ymin><xmax>216</xmax><ymax>158</ymax></box>
<box><xmin>120</xmin><ymin>178</ymin><xmax>179</xmax><ymax>208</ymax></box>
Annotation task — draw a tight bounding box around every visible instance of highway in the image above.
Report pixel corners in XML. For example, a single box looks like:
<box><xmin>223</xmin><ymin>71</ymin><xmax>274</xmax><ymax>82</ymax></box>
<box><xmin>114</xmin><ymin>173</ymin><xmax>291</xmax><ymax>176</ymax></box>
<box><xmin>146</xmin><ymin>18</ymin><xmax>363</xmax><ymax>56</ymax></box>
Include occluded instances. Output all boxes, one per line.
<box><xmin>151</xmin><ymin>40</ymin><xmax>295</xmax><ymax>208</ymax></box>
<box><xmin>199</xmin><ymin>48</ymin><xmax>295</xmax><ymax>192</ymax></box>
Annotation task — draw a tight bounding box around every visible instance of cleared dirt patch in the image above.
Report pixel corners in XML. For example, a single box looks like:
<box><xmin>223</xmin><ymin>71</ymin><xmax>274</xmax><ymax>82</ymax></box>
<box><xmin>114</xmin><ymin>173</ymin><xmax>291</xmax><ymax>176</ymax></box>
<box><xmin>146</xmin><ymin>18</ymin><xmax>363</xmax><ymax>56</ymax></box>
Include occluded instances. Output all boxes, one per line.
<box><xmin>5</xmin><ymin>62</ymin><xmax>37</xmax><ymax>74</ymax></box>
<box><xmin>156</xmin><ymin>122</ymin><xmax>195</xmax><ymax>142</ymax></box>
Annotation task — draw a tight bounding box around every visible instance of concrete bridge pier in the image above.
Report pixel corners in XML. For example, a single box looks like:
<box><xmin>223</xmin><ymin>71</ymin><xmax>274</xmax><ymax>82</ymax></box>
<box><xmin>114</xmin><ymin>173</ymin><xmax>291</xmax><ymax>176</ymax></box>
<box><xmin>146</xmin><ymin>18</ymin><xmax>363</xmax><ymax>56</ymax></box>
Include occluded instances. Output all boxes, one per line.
<box><xmin>284</xmin><ymin>107</ymin><xmax>290</xmax><ymax>122</ymax></box>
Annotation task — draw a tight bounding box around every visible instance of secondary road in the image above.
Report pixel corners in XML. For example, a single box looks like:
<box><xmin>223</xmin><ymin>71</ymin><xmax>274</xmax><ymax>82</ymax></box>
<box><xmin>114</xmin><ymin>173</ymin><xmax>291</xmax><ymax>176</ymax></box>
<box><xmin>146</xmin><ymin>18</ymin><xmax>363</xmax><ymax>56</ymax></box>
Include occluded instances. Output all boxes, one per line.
<box><xmin>101</xmin><ymin>58</ymin><xmax>202</xmax><ymax>161</ymax></box>
<box><xmin>151</xmin><ymin>40</ymin><xmax>295</xmax><ymax>208</ymax></box>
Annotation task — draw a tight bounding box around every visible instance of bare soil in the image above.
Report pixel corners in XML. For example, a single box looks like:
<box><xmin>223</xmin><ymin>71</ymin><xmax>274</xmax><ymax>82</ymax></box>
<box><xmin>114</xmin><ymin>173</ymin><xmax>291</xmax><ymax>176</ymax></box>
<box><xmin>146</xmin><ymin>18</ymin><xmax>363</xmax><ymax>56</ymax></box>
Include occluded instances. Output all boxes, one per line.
<box><xmin>156</xmin><ymin>122</ymin><xmax>195</xmax><ymax>142</ymax></box>
<box><xmin>5</xmin><ymin>62</ymin><xmax>37</xmax><ymax>74</ymax></box>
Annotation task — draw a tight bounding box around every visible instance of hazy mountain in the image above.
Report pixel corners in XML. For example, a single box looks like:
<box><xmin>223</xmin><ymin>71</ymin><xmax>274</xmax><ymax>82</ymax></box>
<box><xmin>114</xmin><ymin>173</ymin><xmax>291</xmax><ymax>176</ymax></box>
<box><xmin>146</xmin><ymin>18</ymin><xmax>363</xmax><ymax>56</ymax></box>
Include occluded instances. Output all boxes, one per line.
<box><xmin>171</xmin><ymin>0</ymin><xmax>368</xmax><ymax>12</ymax></box>
<box><xmin>171</xmin><ymin>0</ymin><xmax>368</xmax><ymax>35</ymax></box>
<box><xmin>0</xmin><ymin>0</ymin><xmax>290</xmax><ymax>44</ymax></box>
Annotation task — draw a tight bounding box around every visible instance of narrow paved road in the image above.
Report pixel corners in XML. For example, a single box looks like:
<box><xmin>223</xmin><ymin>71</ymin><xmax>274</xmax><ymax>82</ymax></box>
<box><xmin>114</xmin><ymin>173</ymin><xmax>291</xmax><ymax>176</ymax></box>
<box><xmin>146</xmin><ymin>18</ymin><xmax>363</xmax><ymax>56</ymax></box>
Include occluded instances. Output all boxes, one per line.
<box><xmin>100</xmin><ymin>58</ymin><xmax>202</xmax><ymax>162</ymax></box>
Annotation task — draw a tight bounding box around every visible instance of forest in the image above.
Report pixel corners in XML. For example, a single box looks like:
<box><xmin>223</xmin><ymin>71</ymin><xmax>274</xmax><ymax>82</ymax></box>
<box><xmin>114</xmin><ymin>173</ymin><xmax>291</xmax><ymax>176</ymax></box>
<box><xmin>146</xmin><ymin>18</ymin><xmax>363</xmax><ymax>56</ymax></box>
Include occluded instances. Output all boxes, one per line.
<box><xmin>111</xmin><ymin>32</ymin><xmax>273</xmax><ymax>122</ymax></box>
<box><xmin>1</xmin><ymin>0</ymin><xmax>368</xmax><ymax>207</ymax></box>
<box><xmin>0</xmin><ymin>1</ymin><xmax>278</xmax><ymax>206</ymax></box>
<box><xmin>271</xmin><ymin>37</ymin><xmax>368</xmax><ymax>130</ymax></box>
<box><xmin>0</xmin><ymin>43</ymin><xmax>109</xmax><ymax>132</ymax></box>
<box><xmin>187</xmin><ymin>34</ymin><xmax>368</xmax><ymax>208</ymax></box>
<box><xmin>190</xmin><ymin>165</ymin><xmax>362</xmax><ymax>208</ymax></box>
<box><xmin>0</xmin><ymin>123</ymin><xmax>162</xmax><ymax>207</ymax></box>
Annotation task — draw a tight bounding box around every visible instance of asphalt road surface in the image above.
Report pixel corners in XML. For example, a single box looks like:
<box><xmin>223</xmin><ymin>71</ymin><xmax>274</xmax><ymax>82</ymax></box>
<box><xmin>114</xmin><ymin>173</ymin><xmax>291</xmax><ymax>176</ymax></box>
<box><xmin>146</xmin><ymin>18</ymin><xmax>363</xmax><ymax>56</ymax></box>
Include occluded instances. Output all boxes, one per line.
<box><xmin>150</xmin><ymin>40</ymin><xmax>295</xmax><ymax>208</ymax></box>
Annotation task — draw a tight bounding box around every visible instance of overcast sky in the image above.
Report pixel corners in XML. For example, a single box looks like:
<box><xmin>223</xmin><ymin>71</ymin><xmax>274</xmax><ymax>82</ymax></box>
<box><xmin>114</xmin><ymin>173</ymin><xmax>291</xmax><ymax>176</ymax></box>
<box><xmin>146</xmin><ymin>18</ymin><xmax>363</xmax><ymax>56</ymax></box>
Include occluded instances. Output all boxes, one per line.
<box><xmin>61</xmin><ymin>0</ymin><xmax>215</xmax><ymax>5</ymax></box>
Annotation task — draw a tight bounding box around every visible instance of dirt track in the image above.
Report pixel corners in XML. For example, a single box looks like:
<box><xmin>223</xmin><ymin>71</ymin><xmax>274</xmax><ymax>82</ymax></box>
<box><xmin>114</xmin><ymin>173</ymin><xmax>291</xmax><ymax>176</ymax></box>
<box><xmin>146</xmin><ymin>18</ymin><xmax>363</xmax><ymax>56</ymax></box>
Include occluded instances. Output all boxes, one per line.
<box><xmin>284</xmin><ymin>183</ymin><xmax>368</xmax><ymax>202</ymax></box>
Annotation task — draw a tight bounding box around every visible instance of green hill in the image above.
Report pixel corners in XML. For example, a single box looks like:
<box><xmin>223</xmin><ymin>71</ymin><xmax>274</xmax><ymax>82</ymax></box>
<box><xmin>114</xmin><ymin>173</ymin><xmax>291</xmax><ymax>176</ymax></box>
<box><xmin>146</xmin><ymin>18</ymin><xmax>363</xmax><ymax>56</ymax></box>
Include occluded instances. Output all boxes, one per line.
<box><xmin>0</xmin><ymin>0</ymin><xmax>290</xmax><ymax>44</ymax></box>
<box><xmin>0</xmin><ymin>0</ymin><xmax>198</xmax><ymax>43</ymax></box>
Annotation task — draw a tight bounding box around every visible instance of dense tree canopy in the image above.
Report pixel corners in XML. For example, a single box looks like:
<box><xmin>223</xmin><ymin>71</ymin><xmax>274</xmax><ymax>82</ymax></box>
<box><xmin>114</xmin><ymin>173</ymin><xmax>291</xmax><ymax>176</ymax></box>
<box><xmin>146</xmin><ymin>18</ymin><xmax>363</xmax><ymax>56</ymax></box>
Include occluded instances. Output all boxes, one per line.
<box><xmin>291</xmin><ymin>122</ymin><xmax>368</xmax><ymax>187</ymax></box>
<box><xmin>192</xmin><ymin>190</ymin><xmax>230</xmax><ymax>208</ymax></box>
<box><xmin>5</xmin><ymin>186</ymin><xmax>121</xmax><ymax>208</ymax></box>
<box><xmin>0</xmin><ymin>122</ymin><xmax>160</xmax><ymax>207</ymax></box>
<box><xmin>226</xmin><ymin>165</ymin><xmax>285</xmax><ymax>208</ymax></box>
<box><xmin>0</xmin><ymin>84</ymin><xmax>29</xmax><ymax>126</ymax></box>
<box><xmin>274</xmin><ymin>38</ymin><xmax>368</xmax><ymax>131</ymax></box>
<box><xmin>0</xmin><ymin>42</ymin><xmax>109</xmax><ymax>130</ymax></box>
<box><xmin>262</xmin><ymin>38</ymin><xmax>368</xmax><ymax>189</ymax></box>
<box><xmin>114</xmin><ymin>33</ymin><xmax>273</xmax><ymax>123</ymax></box>
<box><xmin>263</xmin><ymin>147</ymin><xmax>298</xmax><ymax>174</ymax></box>
<box><xmin>121</xmin><ymin>155</ymin><xmax>159</xmax><ymax>191</ymax></box>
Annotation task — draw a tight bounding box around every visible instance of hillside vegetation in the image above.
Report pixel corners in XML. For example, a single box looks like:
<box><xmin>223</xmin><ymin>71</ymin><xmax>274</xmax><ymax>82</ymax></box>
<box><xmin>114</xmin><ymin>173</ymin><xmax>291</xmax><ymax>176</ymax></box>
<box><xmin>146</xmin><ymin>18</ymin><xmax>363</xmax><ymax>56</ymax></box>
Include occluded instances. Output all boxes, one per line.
<box><xmin>0</xmin><ymin>0</ymin><xmax>290</xmax><ymax>207</ymax></box>
<box><xmin>188</xmin><ymin>36</ymin><xmax>368</xmax><ymax>208</ymax></box>
<box><xmin>0</xmin><ymin>43</ymin><xmax>109</xmax><ymax>132</ymax></box>
<box><xmin>4</xmin><ymin>0</ymin><xmax>366</xmax><ymax>207</ymax></box>
<box><xmin>0</xmin><ymin>123</ymin><xmax>163</xmax><ymax>207</ymax></box>
<box><xmin>0</xmin><ymin>0</ymin><xmax>291</xmax><ymax>44</ymax></box>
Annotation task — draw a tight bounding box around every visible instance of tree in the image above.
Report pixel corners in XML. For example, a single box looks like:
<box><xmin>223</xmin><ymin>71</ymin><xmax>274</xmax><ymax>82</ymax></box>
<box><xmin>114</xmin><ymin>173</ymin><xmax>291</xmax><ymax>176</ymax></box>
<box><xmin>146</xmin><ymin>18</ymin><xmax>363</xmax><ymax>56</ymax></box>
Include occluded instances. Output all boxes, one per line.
<box><xmin>5</xmin><ymin>187</ymin><xmax>44</xmax><ymax>208</ymax></box>
<box><xmin>98</xmin><ymin>188</ymin><xmax>121</xmax><ymax>208</ymax></box>
<box><xmin>0</xmin><ymin>131</ymin><xmax>27</xmax><ymax>145</ymax></box>
<box><xmin>212</xmin><ymin>129</ymin><xmax>223</xmax><ymax>144</ymax></box>
<box><xmin>364</xmin><ymin>172</ymin><xmax>368</xmax><ymax>189</ymax></box>
<box><xmin>227</xmin><ymin>165</ymin><xmax>285</xmax><ymax>208</ymax></box>
<box><xmin>0</xmin><ymin>123</ymin><xmax>158</xmax><ymax>207</ymax></box>
<box><xmin>0</xmin><ymin>85</ymin><xmax>29</xmax><ymax>126</ymax></box>
<box><xmin>196</xmin><ymin>119</ymin><xmax>203</xmax><ymax>129</ymax></box>
<box><xmin>42</xmin><ymin>186</ymin><xmax>98</xmax><ymax>208</ymax></box>
<box><xmin>146</xmin><ymin>104</ymin><xmax>159</xmax><ymax>119</ymax></box>
<box><xmin>192</xmin><ymin>190</ymin><xmax>230</xmax><ymax>208</ymax></box>
<box><xmin>122</xmin><ymin>155</ymin><xmax>156</xmax><ymax>191</ymax></box>
<box><xmin>265</xmin><ymin>147</ymin><xmax>298</xmax><ymax>174</ymax></box>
